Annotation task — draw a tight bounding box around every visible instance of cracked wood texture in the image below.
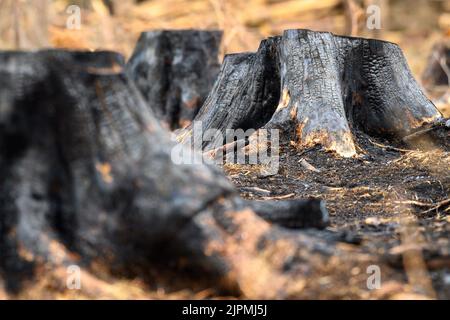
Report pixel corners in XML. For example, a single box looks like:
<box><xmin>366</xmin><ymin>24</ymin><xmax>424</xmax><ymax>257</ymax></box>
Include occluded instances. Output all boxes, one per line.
<box><xmin>0</xmin><ymin>49</ymin><xmax>351</xmax><ymax>299</ymax></box>
<box><xmin>183</xmin><ymin>29</ymin><xmax>443</xmax><ymax>157</ymax></box>
<box><xmin>126</xmin><ymin>30</ymin><xmax>222</xmax><ymax>130</ymax></box>
<box><xmin>179</xmin><ymin>38</ymin><xmax>281</xmax><ymax>151</ymax></box>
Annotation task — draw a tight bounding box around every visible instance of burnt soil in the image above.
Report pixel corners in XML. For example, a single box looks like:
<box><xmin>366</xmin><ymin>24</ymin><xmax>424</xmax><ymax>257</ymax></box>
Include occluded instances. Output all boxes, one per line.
<box><xmin>224</xmin><ymin>128</ymin><xmax>450</xmax><ymax>299</ymax></box>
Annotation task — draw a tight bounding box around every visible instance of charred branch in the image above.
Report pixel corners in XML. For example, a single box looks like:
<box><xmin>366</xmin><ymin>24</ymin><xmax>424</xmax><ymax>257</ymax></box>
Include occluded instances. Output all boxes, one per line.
<box><xmin>245</xmin><ymin>198</ymin><xmax>329</xmax><ymax>229</ymax></box>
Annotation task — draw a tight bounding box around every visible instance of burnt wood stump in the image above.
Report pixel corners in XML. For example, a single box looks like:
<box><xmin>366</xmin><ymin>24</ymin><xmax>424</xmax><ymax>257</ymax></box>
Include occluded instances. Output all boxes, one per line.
<box><xmin>180</xmin><ymin>29</ymin><xmax>443</xmax><ymax>157</ymax></box>
<box><xmin>126</xmin><ymin>30</ymin><xmax>223</xmax><ymax>130</ymax></box>
<box><xmin>422</xmin><ymin>42</ymin><xmax>450</xmax><ymax>88</ymax></box>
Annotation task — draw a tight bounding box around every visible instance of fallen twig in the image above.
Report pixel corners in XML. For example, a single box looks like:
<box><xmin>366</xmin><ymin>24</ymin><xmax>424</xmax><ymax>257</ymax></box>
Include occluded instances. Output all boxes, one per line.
<box><xmin>402</xmin><ymin>127</ymin><xmax>439</xmax><ymax>143</ymax></box>
<box><xmin>240</xmin><ymin>186</ymin><xmax>271</xmax><ymax>195</ymax></box>
<box><xmin>368</xmin><ymin>138</ymin><xmax>415</xmax><ymax>153</ymax></box>
<box><xmin>262</xmin><ymin>193</ymin><xmax>295</xmax><ymax>200</ymax></box>
<box><xmin>299</xmin><ymin>158</ymin><xmax>321</xmax><ymax>173</ymax></box>
<box><xmin>393</xmin><ymin>200</ymin><xmax>435</xmax><ymax>207</ymax></box>
<box><xmin>420</xmin><ymin>199</ymin><xmax>450</xmax><ymax>214</ymax></box>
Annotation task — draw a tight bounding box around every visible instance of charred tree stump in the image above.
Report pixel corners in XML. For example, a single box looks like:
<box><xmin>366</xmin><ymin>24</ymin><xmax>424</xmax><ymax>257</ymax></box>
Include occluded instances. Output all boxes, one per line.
<box><xmin>0</xmin><ymin>49</ymin><xmax>348</xmax><ymax>298</ymax></box>
<box><xmin>180</xmin><ymin>29</ymin><xmax>443</xmax><ymax>157</ymax></box>
<box><xmin>126</xmin><ymin>30</ymin><xmax>222</xmax><ymax>130</ymax></box>
<box><xmin>422</xmin><ymin>42</ymin><xmax>450</xmax><ymax>89</ymax></box>
<box><xmin>421</xmin><ymin>42</ymin><xmax>450</xmax><ymax>118</ymax></box>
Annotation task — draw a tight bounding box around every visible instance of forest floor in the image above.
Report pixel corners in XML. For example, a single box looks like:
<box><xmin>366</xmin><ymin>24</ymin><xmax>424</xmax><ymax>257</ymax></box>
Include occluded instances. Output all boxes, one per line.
<box><xmin>224</xmin><ymin>127</ymin><xmax>450</xmax><ymax>299</ymax></box>
<box><xmin>11</xmin><ymin>128</ymin><xmax>448</xmax><ymax>300</ymax></box>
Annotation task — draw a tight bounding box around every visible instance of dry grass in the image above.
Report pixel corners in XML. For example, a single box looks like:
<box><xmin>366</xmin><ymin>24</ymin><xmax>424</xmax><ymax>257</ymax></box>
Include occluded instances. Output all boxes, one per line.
<box><xmin>0</xmin><ymin>1</ymin><xmax>447</xmax><ymax>68</ymax></box>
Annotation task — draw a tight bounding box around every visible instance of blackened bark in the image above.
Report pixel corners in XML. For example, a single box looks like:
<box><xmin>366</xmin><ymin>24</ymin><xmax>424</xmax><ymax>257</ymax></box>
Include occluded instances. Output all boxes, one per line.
<box><xmin>0</xmin><ymin>49</ymin><xmax>236</xmax><ymax>289</ymax></box>
<box><xmin>183</xmin><ymin>29</ymin><xmax>443</xmax><ymax>157</ymax></box>
<box><xmin>0</xmin><ymin>50</ymin><xmax>125</xmax><ymax>292</ymax></box>
<box><xmin>126</xmin><ymin>30</ymin><xmax>222</xmax><ymax>130</ymax></box>
<box><xmin>340</xmin><ymin>35</ymin><xmax>442</xmax><ymax>138</ymax></box>
<box><xmin>178</xmin><ymin>38</ymin><xmax>281</xmax><ymax>150</ymax></box>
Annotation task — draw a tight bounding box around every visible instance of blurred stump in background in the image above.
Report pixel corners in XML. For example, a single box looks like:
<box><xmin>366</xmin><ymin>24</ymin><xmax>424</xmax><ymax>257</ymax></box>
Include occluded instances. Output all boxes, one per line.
<box><xmin>423</xmin><ymin>42</ymin><xmax>450</xmax><ymax>89</ymax></box>
<box><xmin>422</xmin><ymin>41</ymin><xmax>450</xmax><ymax>117</ymax></box>
<box><xmin>126</xmin><ymin>30</ymin><xmax>223</xmax><ymax>129</ymax></box>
